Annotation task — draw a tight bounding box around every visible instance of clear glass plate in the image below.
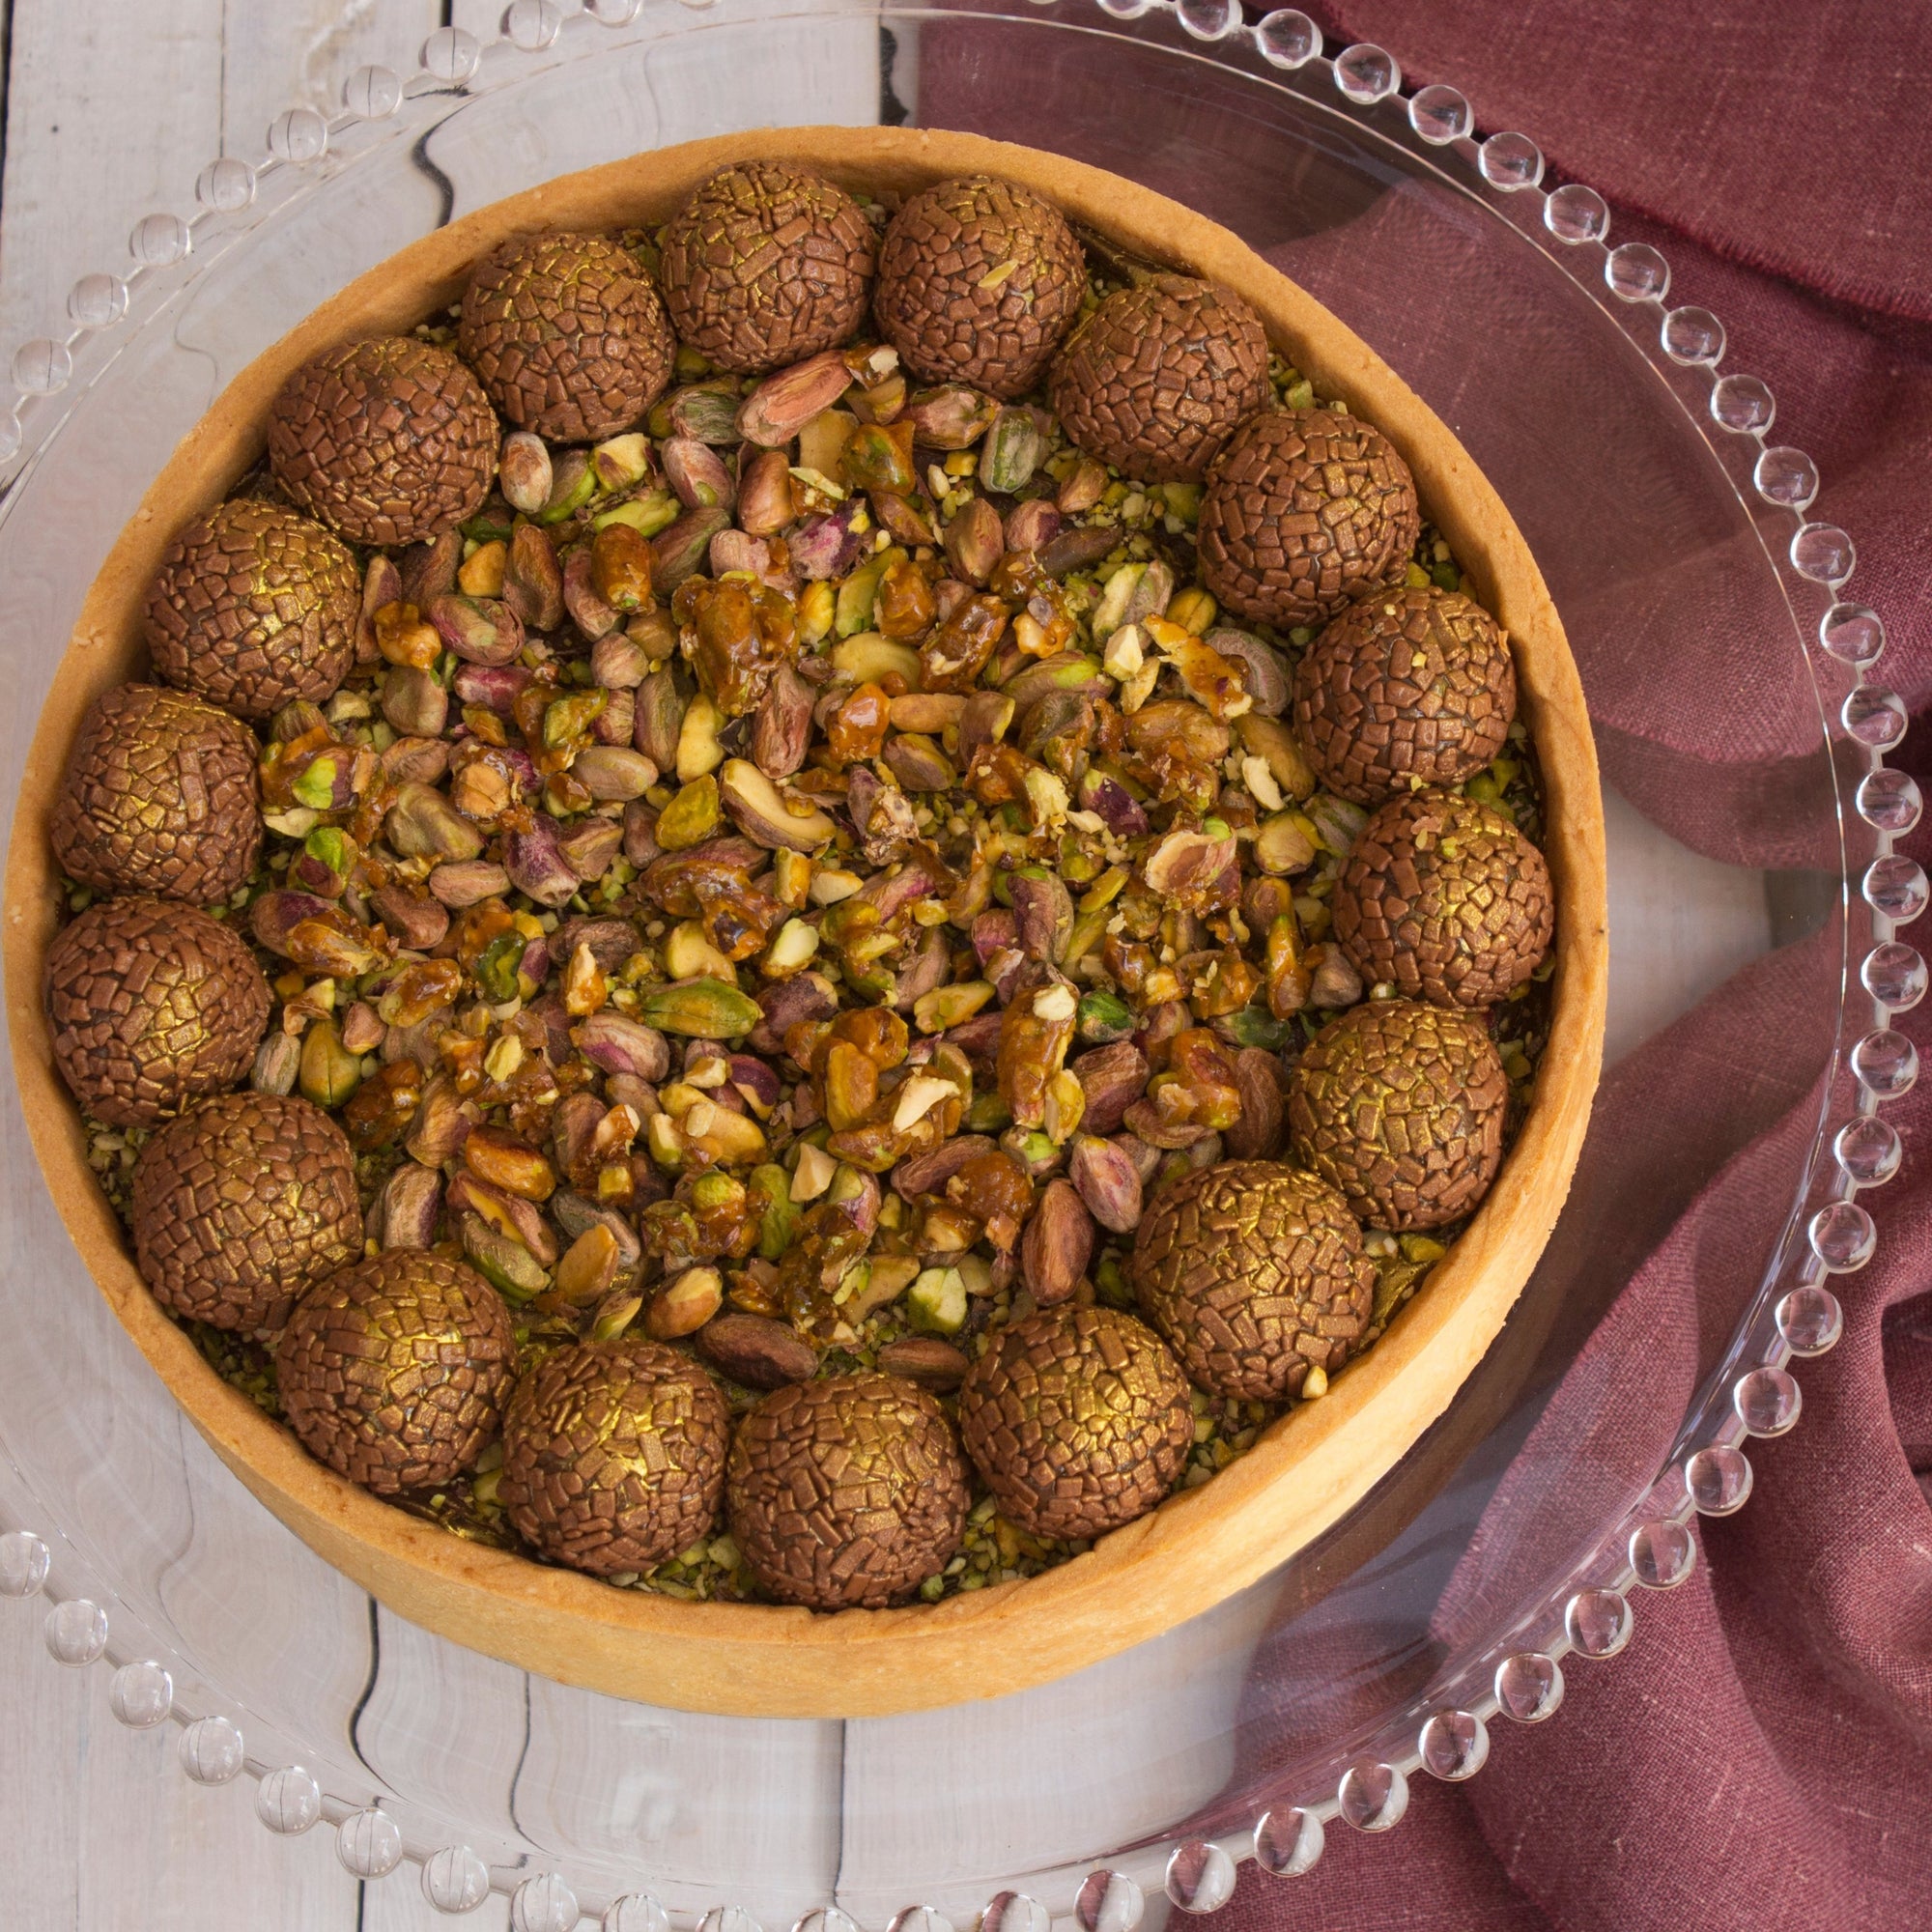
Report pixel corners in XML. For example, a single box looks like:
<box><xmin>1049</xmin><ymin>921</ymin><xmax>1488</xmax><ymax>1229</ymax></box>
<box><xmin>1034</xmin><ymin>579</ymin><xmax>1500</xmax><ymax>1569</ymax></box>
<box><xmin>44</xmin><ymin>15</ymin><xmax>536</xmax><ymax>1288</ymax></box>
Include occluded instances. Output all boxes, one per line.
<box><xmin>0</xmin><ymin>4</ymin><xmax>1915</xmax><ymax>1925</ymax></box>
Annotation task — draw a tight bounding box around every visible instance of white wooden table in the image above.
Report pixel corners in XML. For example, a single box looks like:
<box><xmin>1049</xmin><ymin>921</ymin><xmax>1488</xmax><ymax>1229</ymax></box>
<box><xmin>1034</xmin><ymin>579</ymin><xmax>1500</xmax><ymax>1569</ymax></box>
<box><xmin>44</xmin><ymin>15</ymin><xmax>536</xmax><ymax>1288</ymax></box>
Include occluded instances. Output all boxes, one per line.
<box><xmin>0</xmin><ymin>6</ymin><xmax>1780</xmax><ymax>1923</ymax></box>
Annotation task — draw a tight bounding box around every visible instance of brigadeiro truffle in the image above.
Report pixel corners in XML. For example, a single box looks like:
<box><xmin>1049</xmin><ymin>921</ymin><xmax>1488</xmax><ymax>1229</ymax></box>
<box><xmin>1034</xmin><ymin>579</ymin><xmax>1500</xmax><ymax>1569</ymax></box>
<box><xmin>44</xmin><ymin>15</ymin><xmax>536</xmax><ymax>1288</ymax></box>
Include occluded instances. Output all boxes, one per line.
<box><xmin>50</xmin><ymin>683</ymin><xmax>262</xmax><ymax>902</ymax></box>
<box><xmin>1048</xmin><ymin>275</ymin><xmax>1272</xmax><ymax>483</ymax></box>
<box><xmin>44</xmin><ymin>895</ymin><xmax>270</xmax><ymax>1127</ymax></box>
<box><xmin>130</xmin><ymin>1093</ymin><xmax>361</xmax><ymax>1331</ymax></box>
<box><xmin>958</xmin><ymin>1305</ymin><xmax>1193</xmax><ymax>1541</ymax></box>
<box><xmin>276</xmin><ymin>1251</ymin><xmax>515</xmax><ymax>1496</ymax></box>
<box><xmin>725</xmin><ymin>1372</ymin><xmax>970</xmax><ymax>1610</ymax></box>
<box><xmin>268</xmin><ymin>336</ymin><xmax>497</xmax><ymax>548</ymax></box>
<box><xmin>659</xmin><ymin>160</ymin><xmax>876</xmax><ymax>375</ymax></box>
<box><xmin>501</xmin><ymin>1340</ymin><xmax>731</xmax><ymax>1577</ymax></box>
<box><xmin>459</xmin><ymin>230</ymin><xmax>676</xmax><ymax>442</ymax></box>
<box><xmin>1288</xmin><ymin>1000</ymin><xmax>1508</xmax><ymax>1232</ymax></box>
<box><xmin>1293</xmin><ymin>582</ymin><xmax>1516</xmax><ymax>804</ymax></box>
<box><xmin>143</xmin><ymin>497</ymin><xmax>360</xmax><ymax>722</ymax></box>
<box><xmin>1197</xmin><ymin>408</ymin><xmax>1421</xmax><ymax>628</ymax></box>
<box><xmin>1333</xmin><ymin>789</ymin><xmax>1553</xmax><ymax>1009</ymax></box>
<box><xmin>1132</xmin><ymin>1161</ymin><xmax>1373</xmax><ymax>1401</ymax></box>
<box><xmin>874</xmin><ymin>175</ymin><xmax>1086</xmax><ymax>399</ymax></box>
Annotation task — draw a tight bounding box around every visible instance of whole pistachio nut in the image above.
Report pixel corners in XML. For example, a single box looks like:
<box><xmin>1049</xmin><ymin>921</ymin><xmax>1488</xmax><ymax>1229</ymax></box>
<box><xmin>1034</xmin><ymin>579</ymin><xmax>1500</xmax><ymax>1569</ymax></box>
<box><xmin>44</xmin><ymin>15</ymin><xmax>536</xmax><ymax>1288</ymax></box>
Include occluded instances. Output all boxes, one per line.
<box><xmin>1010</xmin><ymin>869</ymin><xmax>1075</xmax><ymax>963</ymax></box>
<box><xmin>1070</xmin><ymin>1040</ymin><xmax>1150</xmax><ymax>1137</ymax></box>
<box><xmin>498</xmin><ymin>430</ymin><xmax>553</xmax><ymax>515</ymax></box>
<box><xmin>386</xmin><ymin>782</ymin><xmax>485</xmax><ymax>863</ymax></box>
<box><xmin>942</xmin><ymin>496</ymin><xmax>1004</xmax><ymax>587</ymax></box>
<box><xmin>737</xmin><ymin>448</ymin><xmax>797</xmax><ymax>537</ymax></box>
<box><xmin>750</xmin><ymin>664</ymin><xmax>814</xmax><ymax>781</ymax></box>
<box><xmin>562</xmin><ymin>549</ymin><xmax>622</xmax><ymax>642</ymax></box>
<box><xmin>539</xmin><ymin>448</ymin><xmax>597</xmax><ymax>523</ymax></box>
<box><xmin>668</xmin><ymin>380</ymin><xmax>745</xmax><ymax>444</ymax></box>
<box><xmin>650</xmin><ymin>505</ymin><xmax>733</xmax><ymax>593</ymax></box>
<box><xmin>979</xmin><ymin>407</ymin><xmax>1046</xmax><ymax>495</ymax></box>
<box><xmin>572</xmin><ymin>746</ymin><xmax>658</xmax><ymax>802</ymax></box>
<box><xmin>590</xmin><ymin>626</ymin><xmax>650</xmax><ymax>690</ymax></box>
<box><xmin>905</xmin><ymin>384</ymin><xmax>998</xmax><ymax>450</ymax></box>
<box><xmin>504</xmin><ymin>523</ymin><xmax>565</xmax><ymax>632</ymax></box>
<box><xmin>251</xmin><ymin>1030</ymin><xmax>301</xmax><ymax>1097</ymax></box>
<box><xmin>633</xmin><ymin>666</ymin><xmax>686</xmax><ymax>772</ymax></box>
<box><xmin>399</xmin><ymin>530</ymin><xmax>463</xmax><ymax>609</ymax></box>
<box><xmin>298</xmin><ymin>1019</ymin><xmax>361</xmax><ymax>1109</ymax></box>
<box><xmin>428</xmin><ymin>592</ymin><xmax>525</xmax><ymax>667</ymax></box>
<box><xmin>505</xmin><ymin>815</ymin><xmax>580</xmax><ymax>907</ymax></box>
<box><xmin>736</xmin><ymin>350</ymin><xmax>856</xmax><ymax>447</ymax></box>
<box><xmin>1005</xmin><ymin>497</ymin><xmax>1062</xmax><ymax>555</ymax></box>
<box><xmin>574</xmin><ymin>1011</ymin><xmax>671</xmax><ymax>1082</ymax></box>
<box><xmin>1068</xmin><ymin>1134</ymin><xmax>1144</xmax><ymax>1234</ymax></box>
<box><xmin>1021</xmin><ymin>1178</ymin><xmax>1094</xmax><ymax>1305</ymax></box>
<box><xmin>636</xmin><ymin>978</ymin><xmax>762</xmax><ymax>1039</ymax></box>
<box><xmin>695</xmin><ymin>1313</ymin><xmax>817</xmax><ymax>1390</ymax></box>
<box><xmin>559</xmin><ymin>817</ymin><xmax>623</xmax><ymax>882</ymax></box>
<box><xmin>381</xmin><ymin>666</ymin><xmax>448</xmax><ymax>738</ymax></box>
<box><xmin>379</xmin><ymin>1163</ymin><xmax>442</xmax><ymax>1251</ymax></box>
<box><xmin>426</xmin><ymin>860</ymin><xmax>511</xmax><ymax>909</ymax></box>
<box><xmin>663</xmin><ymin>436</ymin><xmax>736</xmax><ymax>513</ymax></box>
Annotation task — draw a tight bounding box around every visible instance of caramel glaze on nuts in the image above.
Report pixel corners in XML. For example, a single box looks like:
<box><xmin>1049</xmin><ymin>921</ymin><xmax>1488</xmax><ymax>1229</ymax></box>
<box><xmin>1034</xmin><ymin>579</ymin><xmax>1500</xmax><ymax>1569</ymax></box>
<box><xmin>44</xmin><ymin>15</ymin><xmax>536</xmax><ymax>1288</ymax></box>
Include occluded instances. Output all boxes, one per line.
<box><xmin>1133</xmin><ymin>1161</ymin><xmax>1373</xmax><ymax>1401</ymax></box>
<box><xmin>44</xmin><ymin>895</ymin><xmax>270</xmax><ymax>1128</ymax></box>
<box><xmin>50</xmin><ymin>683</ymin><xmax>262</xmax><ymax>902</ymax></box>
<box><xmin>874</xmin><ymin>175</ymin><xmax>1086</xmax><ymax>400</ymax></box>
<box><xmin>1293</xmin><ymin>582</ymin><xmax>1516</xmax><ymax>805</ymax></box>
<box><xmin>459</xmin><ymin>231</ymin><xmax>676</xmax><ymax>443</ymax></box>
<box><xmin>277</xmin><ymin>1250</ymin><xmax>516</xmax><ymax>1496</ymax></box>
<box><xmin>1197</xmin><ymin>408</ymin><xmax>1421</xmax><ymax>629</ymax></box>
<box><xmin>660</xmin><ymin>161</ymin><xmax>876</xmax><ymax>375</ymax></box>
<box><xmin>269</xmin><ymin>336</ymin><xmax>498</xmax><ymax>548</ymax></box>
<box><xmin>958</xmin><ymin>1305</ymin><xmax>1193</xmax><ymax>1541</ymax></box>
<box><xmin>143</xmin><ymin>497</ymin><xmax>361</xmax><ymax>722</ymax></box>
<box><xmin>501</xmin><ymin>1339</ymin><xmax>731</xmax><ymax>1577</ymax></box>
<box><xmin>1289</xmin><ymin>1000</ymin><xmax>1507</xmax><ymax>1232</ymax></box>
<box><xmin>1048</xmin><ymin>275</ymin><xmax>1272</xmax><ymax>483</ymax></box>
<box><xmin>130</xmin><ymin>1093</ymin><xmax>361</xmax><ymax>1332</ymax></box>
<box><xmin>726</xmin><ymin>1371</ymin><xmax>970</xmax><ymax>1609</ymax></box>
<box><xmin>1333</xmin><ymin>789</ymin><xmax>1553</xmax><ymax>1009</ymax></box>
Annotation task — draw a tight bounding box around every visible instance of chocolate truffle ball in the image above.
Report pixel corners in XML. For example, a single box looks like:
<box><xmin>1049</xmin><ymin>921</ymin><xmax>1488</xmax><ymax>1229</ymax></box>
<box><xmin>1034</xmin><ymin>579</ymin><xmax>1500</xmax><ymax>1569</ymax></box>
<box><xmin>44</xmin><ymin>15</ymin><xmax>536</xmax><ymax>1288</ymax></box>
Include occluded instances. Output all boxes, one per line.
<box><xmin>501</xmin><ymin>1340</ymin><xmax>731</xmax><ymax>1577</ymax></box>
<box><xmin>1293</xmin><ymin>582</ymin><xmax>1516</xmax><ymax>804</ymax></box>
<box><xmin>276</xmin><ymin>1251</ymin><xmax>515</xmax><ymax>1496</ymax></box>
<box><xmin>459</xmin><ymin>230</ymin><xmax>676</xmax><ymax>442</ymax></box>
<box><xmin>1197</xmin><ymin>408</ymin><xmax>1421</xmax><ymax>628</ymax></box>
<box><xmin>1048</xmin><ymin>275</ymin><xmax>1271</xmax><ymax>483</ymax></box>
<box><xmin>958</xmin><ymin>1306</ymin><xmax>1193</xmax><ymax>1541</ymax></box>
<box><xmin>44</xmin><ymin>895</ymin><xmax>270</xmax><ymax>1127</ymax></box>
<box><xmin>268</xmin><ymin>336</ymin><xmax>497</xmax><ymax>548</ymax></box>
<box><xmin>1288</xmin><ymin>1000</ymin><xmax>1507</xmax><ymax>1232</ymax></box>
<box><xmin>725</xmin><ymin>1372</ymin><xmax>969</xmax><ymax>1610</ymax></box>
<box><xmin>50</xmin><ymin>683</ymin><xmax>262</xmax><ymax>902</ymax></box>
<box><xmin>143</xmin><ymin>497</ymin><xmax>360</xmax><ymax>722</ymax></box>
<box><xmin>874</xmin><ymin>175</ymin><xmax>1086</xmax><ymax>399</ymax></box>
<box><xmin>1334</xmin><ymin>789</ymin><xmax>1554</xmax><ymax>1009</ymax></box>
<box><xmin>1133</xmin><ymin>1161</ymin><xmax>1373</xmax><ymax>1400</ymax></box>
<box><xmin>660</xmin><ymin>161</ymin><xmax>876</xmax><ymax>375</ymax></box>
<box><xmin>130</xmin><ymin>1092</ymin><xmax>361</xmax><ymax>1331</ymax></box>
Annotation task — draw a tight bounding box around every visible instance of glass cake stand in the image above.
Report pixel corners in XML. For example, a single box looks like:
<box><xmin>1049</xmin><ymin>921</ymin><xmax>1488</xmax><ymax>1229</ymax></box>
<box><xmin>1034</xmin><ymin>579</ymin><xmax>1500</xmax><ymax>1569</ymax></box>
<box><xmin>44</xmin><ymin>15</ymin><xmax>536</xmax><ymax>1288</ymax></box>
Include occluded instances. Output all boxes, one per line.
<box><xmin>0</xmin><ymin>3</ymin><xmax>1917</xmax><ymax>1925</ymax></box>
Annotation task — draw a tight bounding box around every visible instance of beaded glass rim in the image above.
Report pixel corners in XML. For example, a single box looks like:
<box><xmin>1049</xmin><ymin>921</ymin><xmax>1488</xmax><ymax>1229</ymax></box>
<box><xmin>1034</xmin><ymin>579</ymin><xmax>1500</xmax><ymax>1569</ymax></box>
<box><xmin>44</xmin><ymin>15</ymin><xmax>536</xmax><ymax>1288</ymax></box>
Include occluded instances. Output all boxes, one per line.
<box><xmin>0</xmin><ymin>0</ymin><xmax>1917</xmax><ymax>1921</ymax></box>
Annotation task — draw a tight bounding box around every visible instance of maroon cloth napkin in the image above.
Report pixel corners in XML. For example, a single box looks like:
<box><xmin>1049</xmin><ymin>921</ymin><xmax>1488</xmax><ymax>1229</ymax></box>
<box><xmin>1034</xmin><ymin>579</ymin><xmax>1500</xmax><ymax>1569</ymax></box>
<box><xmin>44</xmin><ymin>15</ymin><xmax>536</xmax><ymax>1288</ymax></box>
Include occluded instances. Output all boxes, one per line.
<box><xmin>1199</xmin><ymin>6</ymin><xmax>1932</xmax><ymax>1929</ymax></box>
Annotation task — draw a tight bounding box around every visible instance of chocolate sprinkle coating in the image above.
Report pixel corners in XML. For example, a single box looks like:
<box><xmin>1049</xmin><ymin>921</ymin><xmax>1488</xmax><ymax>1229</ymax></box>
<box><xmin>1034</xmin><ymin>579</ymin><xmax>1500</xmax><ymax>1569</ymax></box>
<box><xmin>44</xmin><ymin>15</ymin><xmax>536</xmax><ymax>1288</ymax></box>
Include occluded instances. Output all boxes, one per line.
<box><xmin>874</xmin><ymin>175</ymin><xmax>1086</xmax><ymax>400</ymax></box>
<box><xmin>1334</xmin><ymin>789</ymin><xmax>1554</xmax><ymax>1009</ymax></box>
<box><xmin>501</xmin><ymin>1339</ymin><xmax>730</xmax><ymax>1577</ymax></box>
<box><xmin>958</xmin><ymin>1305</ymin><xmax>1192</xmax><ymax>1541</ymax></box>
<box><xmin>1288</xmin><ymin>1000</ymin><xmax>1507</xmax><ymax>1231</ymax></box>
<box><xmin>725</xmin><ymin>1372</ymin><xmax>969</xmax><ymax>1609</ymax></box>
<box><xmin>660</xmin><ymin>161</ymin><xmax>876</xmax><ymax>375</ymax></box>
<box><xmin>50</xmin><ymin>683</ymin><xmax>262</xmax><ymax>902</ymax></box>
<box><xmin>268</xmin><ymin>336</ymin><xmax>497</xmax><ymax>549</ymax></box>
<box><xmin>1294</xmin><ymin>583</ymin><xmax>1517</xmax><ymax>804</ymax></box>
<box><xmin>143</xmin><ymin>497</ymin><xmax>361</xmax><ymax>722</ymax></box>
<box><xmin>1048</xmin><ymin>275</ymin><xmax>1272</xmax><ymax>483</ymax></box>
<box><xmin>44</xmin><ymin>895</ymin><xmax>270</xmax><ymax>1128</ymax></box>
<box><xmin>1132</xmin><ymin>1161</ymin><xmax>1372</xmax><ymax>1400</ymax></box>
<box><xmin>276</xmin><ymin>1251</ymin><xmax>515</xmax><ymax>1496</ymax></box>
<box><xmin>459</xmin><ymin>230</ymin><xmax>676</xmax><ymax>442</ymax></box>
<box><xmin>130</xmin><ymin>1093</ymin><xmax>361</xmax><ymax>1332</ymax></box>
<box><xmin>1197</xmin><ymin>408</ymin><xmax>1421</xmax><ymax>628</ymax></box>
